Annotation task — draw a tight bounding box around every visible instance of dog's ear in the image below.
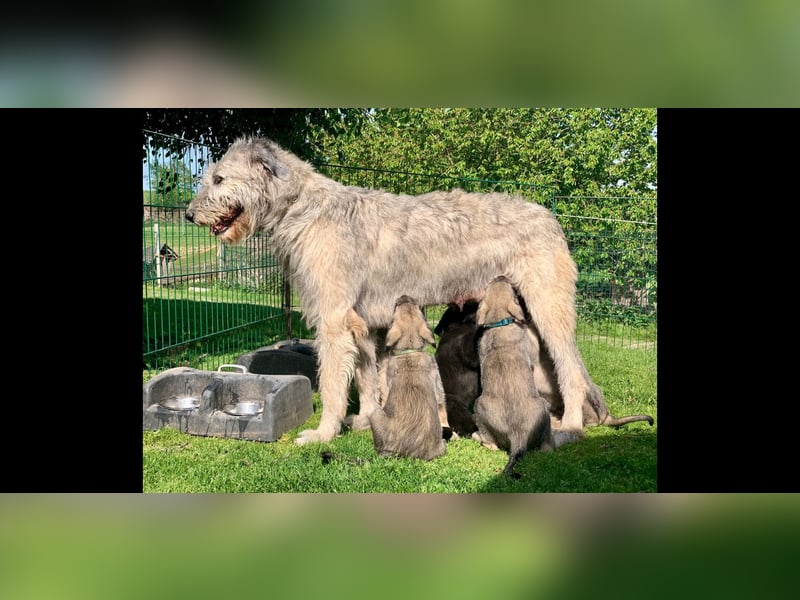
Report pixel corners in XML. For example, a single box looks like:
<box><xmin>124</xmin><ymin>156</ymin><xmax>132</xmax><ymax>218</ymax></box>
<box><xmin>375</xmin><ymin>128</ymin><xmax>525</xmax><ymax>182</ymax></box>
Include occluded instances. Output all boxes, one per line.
<box><xmin>419</xmin><ymin>321</ymin><xmax>436</xmax><ymax>347</ymax></box>
<box><xmin>475</xmin><ymin>301</ymin><xmax>488</xmax><ymax>327</ymax></box>
<box><xmin>434</xmin><ymin>312</ymin><xmax>448</xmax><ymax>336</ymax></box>
<box><xmin>385</xmin><ymin>322</ymin><xmax>401</xmax><ymax>349</ymax></box>
<box><xmin>255</xmin><ymin>145</ymin><xmax>290</xmax><ymax>180</ymax></box>
<box><xmin>507</xmin><ymin>298</ymin><xmax>526</xmax><ymax>323</ymax></box>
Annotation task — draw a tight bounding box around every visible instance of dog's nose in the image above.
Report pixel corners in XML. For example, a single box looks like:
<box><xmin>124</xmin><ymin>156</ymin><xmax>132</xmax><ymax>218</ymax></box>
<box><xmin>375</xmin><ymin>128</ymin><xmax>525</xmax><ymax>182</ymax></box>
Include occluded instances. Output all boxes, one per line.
<box><xmin>185</xmin><ymin>209</ymin><xmax>195</xmax><ymax>223</ymax></box>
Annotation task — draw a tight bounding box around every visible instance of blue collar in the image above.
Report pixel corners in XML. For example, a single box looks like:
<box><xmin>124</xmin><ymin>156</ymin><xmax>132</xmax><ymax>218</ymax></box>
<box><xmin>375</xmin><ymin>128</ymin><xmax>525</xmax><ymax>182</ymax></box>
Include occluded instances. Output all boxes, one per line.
<box><xmin>482</xmin><ymin>317</ymin><xmax>516</xmax><ymax>329</ymax></box>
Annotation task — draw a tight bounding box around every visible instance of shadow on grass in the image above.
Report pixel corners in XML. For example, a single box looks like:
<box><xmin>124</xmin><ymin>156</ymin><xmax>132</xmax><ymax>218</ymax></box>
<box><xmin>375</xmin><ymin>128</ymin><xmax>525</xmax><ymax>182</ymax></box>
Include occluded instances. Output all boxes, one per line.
<box><xmin>477</xmin><ymin>426</ymin><xmax>657</xmax><ymax>493</ymax></box>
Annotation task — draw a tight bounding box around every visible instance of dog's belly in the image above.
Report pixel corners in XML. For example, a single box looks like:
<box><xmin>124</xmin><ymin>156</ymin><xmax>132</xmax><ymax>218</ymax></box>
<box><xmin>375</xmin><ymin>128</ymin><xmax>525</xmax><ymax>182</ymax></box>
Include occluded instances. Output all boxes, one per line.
<box><xmin>359</xmin><ymin>274</ymin><xmax>488</xmax><ymax>327</ymax></box>
<box><xmin>363</xmin><ymin>254</ymin><xmax>497</xmax><ymax>308</ymax></box>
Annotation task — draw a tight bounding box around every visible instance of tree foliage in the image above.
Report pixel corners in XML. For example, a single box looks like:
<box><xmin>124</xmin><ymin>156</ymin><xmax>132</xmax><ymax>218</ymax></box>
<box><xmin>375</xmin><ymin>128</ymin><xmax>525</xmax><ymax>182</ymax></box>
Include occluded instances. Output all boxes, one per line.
<box><xmin>313</xmin><ymin>108</ymin><xmax>656</xmax><ymax>197</ymax></box>
<box><xmin>142</xmin><ymin>109</ymin><xmax>371</xmax><ymax>162</ymax></box>
<box><xmin>144</xmin><ymin>160</ymin><xmax>196</xmax><ymax>207</ymax></box>
<box><xmin>142</xmin><ymin>108</ymin><xmax>656</xmax><ymax>198</ymax></box>
<box><xmin>142</xmin><ymin>108</ymin><xmax>657</xmax><ymax>320</ymax></box>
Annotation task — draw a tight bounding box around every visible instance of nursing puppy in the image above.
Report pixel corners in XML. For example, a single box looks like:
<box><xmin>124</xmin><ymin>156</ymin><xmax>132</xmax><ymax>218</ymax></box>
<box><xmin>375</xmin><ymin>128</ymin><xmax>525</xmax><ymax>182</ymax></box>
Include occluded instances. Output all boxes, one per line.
<box><xmin>434</xmin><ymin>300</ymin><xmax>481</xmax><ymax>438</ymax></box>
<box><xmin>368</xmin><ymin>296</ymin><xmax>448</xmax><ymax>461</ymax></box>
<box><xmin>473</xmin><ymin>277</ymin><xmax>555</xmax><ymax>479</ymax></box>
<box><xmin>435</xmin><ymin>297</ymin><xmax>654</xmax><ymax>437</ymax></box>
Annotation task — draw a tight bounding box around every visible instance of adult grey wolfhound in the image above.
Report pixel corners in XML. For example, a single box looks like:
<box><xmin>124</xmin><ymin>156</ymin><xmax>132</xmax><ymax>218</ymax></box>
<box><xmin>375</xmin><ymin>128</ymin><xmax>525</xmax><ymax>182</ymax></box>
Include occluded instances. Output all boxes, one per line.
<box><xmin>185</xmin><ymin>136</ymin><xmax>598</xmax><ymax>446</ymax></box>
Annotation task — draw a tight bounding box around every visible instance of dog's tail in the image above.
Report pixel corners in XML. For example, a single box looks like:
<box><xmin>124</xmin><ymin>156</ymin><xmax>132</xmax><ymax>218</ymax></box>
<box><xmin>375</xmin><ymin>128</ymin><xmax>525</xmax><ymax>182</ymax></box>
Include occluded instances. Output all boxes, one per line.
<box><xmin>585</xmin><ymin>381</ymin><xmax>654</xmax><ymax>429</ymax></box>
<box><xmin>503</xmin><ymin>450</ymin><xmax>526</xmax><ymax>480</ymax></box>
<box><xmin>601</xmin><ymin>413</ymin><xmax>655</xmax><ymax>429</ymax></box>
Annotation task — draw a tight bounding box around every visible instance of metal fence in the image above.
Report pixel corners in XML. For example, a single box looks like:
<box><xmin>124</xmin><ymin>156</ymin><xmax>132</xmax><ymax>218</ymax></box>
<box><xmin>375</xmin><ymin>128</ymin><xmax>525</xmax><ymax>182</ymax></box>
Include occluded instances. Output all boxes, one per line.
<box><xmin>142</xmin><ymin>132</ymin><xmax>657</xmax><ymax>380</ymax></box>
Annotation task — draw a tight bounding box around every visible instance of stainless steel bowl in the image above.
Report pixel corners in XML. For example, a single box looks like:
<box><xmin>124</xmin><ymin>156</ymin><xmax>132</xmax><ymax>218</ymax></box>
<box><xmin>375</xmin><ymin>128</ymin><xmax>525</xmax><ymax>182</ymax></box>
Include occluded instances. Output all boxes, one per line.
<box><xmin>160</xmin><ymin>396</ymin><xmax>200</xmax><ymax>411</ymax></box>
<box><xmin>224</xmin><ymin>400</ymin><xmax>263</xmax><ymax>416</ymax></box>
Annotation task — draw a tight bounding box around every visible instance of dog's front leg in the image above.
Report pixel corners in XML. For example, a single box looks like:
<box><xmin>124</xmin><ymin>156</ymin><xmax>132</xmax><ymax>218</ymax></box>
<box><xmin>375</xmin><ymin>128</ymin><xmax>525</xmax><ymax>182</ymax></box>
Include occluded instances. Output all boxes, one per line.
<box><xmin>295</xmin><ymin>316</ymin><xmax>359</xmax><ymax>445</ymax></box>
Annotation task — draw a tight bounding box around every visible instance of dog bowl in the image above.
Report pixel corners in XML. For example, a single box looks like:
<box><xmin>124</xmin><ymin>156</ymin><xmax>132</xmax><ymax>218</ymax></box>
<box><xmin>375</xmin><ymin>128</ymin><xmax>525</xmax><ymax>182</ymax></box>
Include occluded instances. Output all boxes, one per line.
<box><xmin>223</xmin><ymin>400</ymin><xmax>264</xmax><ymax>416</ymax></box>
<box><xmin>144</xmin><ymin>366</ymin><xmax>313</xmax><ymax>441</ymax></box>
<box><xmin>159</xmin><ymin>396</ymin><xmax>200</xmax><ymax>411</ymax></box>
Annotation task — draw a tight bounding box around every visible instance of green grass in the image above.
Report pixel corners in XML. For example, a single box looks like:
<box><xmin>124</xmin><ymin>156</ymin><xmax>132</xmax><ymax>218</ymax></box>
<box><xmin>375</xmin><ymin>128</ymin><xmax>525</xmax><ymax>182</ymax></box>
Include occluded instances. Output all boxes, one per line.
<box><xmin>143</xmin><ymin>339</ymin><xmax>656</xmax><ymax>493</ymax></box>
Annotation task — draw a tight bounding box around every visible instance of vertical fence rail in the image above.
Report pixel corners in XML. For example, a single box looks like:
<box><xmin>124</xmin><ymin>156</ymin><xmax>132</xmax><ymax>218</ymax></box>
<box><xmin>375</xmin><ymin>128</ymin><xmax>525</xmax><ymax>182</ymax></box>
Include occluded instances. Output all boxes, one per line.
<box><xmin>143</xmin><ymin>132</ymin><xmax>657</xmax><ymax>382</ymax></box>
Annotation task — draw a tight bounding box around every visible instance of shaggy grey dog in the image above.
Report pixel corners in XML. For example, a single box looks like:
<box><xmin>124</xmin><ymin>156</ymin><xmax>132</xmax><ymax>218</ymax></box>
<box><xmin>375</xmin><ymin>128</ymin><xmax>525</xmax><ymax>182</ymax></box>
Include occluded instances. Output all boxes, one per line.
<box><xmin>472</xmin><ymin>277</ymin><xmax>555</xmax><ymax>479</ymax></box>
<box><xmin>367</xmin><ymin>296</ymin><xmax>448</xmax><ymax>461</ymax></box>
<box><xmin>185</xmin><ymin>136</ymin><xmax>605</xmax><ymax>446</ymax></box>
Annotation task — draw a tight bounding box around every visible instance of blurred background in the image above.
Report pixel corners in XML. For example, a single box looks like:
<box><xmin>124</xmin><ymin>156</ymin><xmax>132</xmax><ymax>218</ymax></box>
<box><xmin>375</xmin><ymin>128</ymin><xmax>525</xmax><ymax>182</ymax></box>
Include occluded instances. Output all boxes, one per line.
<box><xmin>2</xmin><ymin>2</ymin><xmax>797</xmax><ymax>595</ymax></box>
<box><xmin>2</xmin><ymin>0</ymin><xmax>799</xmax><ymax>106</ymax></box>
<box><xmin>1</xmin><ymin>494</ymin><xmax>798</xmax><ymax>599</ymax></box>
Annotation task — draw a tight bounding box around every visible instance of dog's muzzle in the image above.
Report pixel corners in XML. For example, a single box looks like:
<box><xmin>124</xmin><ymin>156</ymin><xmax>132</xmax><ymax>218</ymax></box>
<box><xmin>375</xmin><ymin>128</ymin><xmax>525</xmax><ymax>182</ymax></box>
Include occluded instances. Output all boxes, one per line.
<box><xmin>185</xmin><ymin>209</ymin><xmax>196</xmax><ymax>223</ymax></box>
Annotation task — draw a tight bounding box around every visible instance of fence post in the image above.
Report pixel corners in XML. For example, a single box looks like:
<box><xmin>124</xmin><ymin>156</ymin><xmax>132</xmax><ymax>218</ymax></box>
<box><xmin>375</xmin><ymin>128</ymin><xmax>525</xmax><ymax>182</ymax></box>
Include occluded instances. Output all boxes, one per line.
<box><xmin>283</xmin><ymin>279</ymin><xmax>292</xmax><ymax>340</ymax></box>
<box><xmin>153</xmin><ymin>223</ymin><xmax>161</xmax><ymax>279</ymax></box>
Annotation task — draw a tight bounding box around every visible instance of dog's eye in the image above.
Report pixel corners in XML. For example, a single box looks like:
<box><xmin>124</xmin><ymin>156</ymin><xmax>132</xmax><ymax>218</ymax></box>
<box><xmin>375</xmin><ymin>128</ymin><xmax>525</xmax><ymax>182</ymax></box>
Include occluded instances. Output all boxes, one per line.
<box><xmin>213</xmin><ymin>175</ymin><xmax>224</xmax><ymax>185</ymax></box>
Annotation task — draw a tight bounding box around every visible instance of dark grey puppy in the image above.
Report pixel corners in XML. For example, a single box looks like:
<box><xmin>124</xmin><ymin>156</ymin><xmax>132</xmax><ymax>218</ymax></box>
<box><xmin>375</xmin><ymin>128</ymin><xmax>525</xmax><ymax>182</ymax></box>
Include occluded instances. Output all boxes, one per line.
<box><xmin>434</xmin><ymin>300</ymin><xmax>481</xmax><ymax>438</ymax></box>
<box><xmin>473</xmin><ymin>277</ymin><xmax>555</xmax><ymax>479</ymax></box>
<box><xmin>368</xmin><ymin>296</ymin><xmax>448</xmax><ymax>461</ymax></box>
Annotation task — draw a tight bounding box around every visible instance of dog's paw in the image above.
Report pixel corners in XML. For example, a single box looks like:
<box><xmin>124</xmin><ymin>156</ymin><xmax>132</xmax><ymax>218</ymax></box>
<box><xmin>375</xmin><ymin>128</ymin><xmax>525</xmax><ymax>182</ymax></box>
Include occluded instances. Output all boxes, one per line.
<box><xmin>552</xmin><ymin>429</ymin><xmax>584</xmax><ymax>448</ymax></box>
<box><xmin>344</xmin><ymin>413</ymin><xmax>372</xmax><ymax>431</ymax></box>
<box><xmin>442</xmin><ymin>426</ymin><xmax>453</xmax><ymax>441</ymax></box>
<box><xmin>471</xmin><ymin>432</ymin><xmax>499</xmax><ymax>451</ymax></box>
<box><xmin>295</xmin><ymin>428</ymin><xmax>331</xmax><ymax>445</ymax></box>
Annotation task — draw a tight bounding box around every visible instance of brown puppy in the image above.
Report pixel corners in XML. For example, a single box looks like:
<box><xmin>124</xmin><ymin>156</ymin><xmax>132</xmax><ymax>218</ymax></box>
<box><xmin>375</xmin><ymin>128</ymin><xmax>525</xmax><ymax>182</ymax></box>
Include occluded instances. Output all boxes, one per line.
<box><xmin>473</xmin><ymin>277</ymin><xmax>554</xmax><ymax>479</ymax></box>
<box><xmin>368</xmin><ymin>296</ymin><xmax>448</xmax><ymax>461</ymax></box>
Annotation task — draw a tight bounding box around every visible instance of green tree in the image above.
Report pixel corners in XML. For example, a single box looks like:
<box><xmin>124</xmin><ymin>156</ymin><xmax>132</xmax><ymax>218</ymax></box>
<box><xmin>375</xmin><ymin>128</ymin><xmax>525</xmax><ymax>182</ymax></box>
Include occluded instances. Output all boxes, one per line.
<box><xmin>313</xmin><ymin>108</ymin><xmax>657</xmax><ymax>318</ymax></box>
<box><xmin>315</xmin><ymin>108</ymin><xmax>656</xmax><ymax>197</ymax></box>
<box><xmin>142</xmin><ymin>108</ymin><xmax>371</xmax><ymax>163</ymax></box>
<box><xmin>145</xmin><ymin>160</ymin><xmax>196</xmax><ymax>207</ymax></box>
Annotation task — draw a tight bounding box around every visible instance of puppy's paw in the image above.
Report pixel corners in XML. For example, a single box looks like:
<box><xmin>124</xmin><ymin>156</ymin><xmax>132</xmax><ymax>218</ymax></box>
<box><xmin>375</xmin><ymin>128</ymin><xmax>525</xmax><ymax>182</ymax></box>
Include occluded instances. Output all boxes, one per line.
<box><xmin>552</xmin><ymin>428</ymin><xmax>584</xmax><ymax>448</ymax></box>
<box><xmin>471</xmin><ymin>431</ymin><xmax>499</xmax><ymax>451</ymax></box>
<box><xmin>344</xmin><ymin>413</ymin><xmax>372</xmax><ymax>431</ymax></box>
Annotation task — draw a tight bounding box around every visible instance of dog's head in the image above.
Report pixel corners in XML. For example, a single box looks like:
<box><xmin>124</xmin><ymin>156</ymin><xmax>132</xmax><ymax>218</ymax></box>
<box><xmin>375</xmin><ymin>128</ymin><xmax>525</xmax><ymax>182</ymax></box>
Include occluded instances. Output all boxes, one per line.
<box><xmin>475</xmin><ymin>277</ymin><xmax>525</xmax><ymax>327</ymax></box>
<box><xmin>185</xmin><ymin>137</ymin><xmax>296</xmax><ymax>244</ymax></box>
<box><xmin>385</xmin><ymin>296</ymin><xmax>436</xmax><ymax>351</ymax></box>
<box><xmin>434</xmin><ymin>300</ymin><xmax>479</xmax><ymax>337</ymax></box>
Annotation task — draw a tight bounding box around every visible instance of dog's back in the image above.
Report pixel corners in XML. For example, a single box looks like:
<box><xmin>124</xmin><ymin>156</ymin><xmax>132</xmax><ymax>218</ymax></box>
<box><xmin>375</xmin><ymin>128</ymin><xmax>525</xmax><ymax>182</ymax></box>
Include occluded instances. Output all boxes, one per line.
<box><xmin>434</xmin><ymin>301</ymin><xmax>481</xmax><ymax>438</ymax></box>
<box><xmin>369</xmin><ymin>296</ymin><xmax>447</xmax><ymax>461</ymax></box>
<box><xmin>473</xmin><ymin>278</ymin><xmax>554</xmax><ymax>478</ymax></box>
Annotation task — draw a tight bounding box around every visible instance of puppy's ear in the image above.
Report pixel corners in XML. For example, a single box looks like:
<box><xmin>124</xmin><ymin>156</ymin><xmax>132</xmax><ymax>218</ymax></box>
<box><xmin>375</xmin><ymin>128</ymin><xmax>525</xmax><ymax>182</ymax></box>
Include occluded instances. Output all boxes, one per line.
<box><xmin>419</xmin><ymin>322</ymin><xmax>436</xmax><ymax>347</ymax></box>
<box><xmin>434</xmin><ymin>311</ymin><xmax>449</xmax><ymax>336</ymax></box>
<box><xmin>507</xmin><ymin>298</ymin><xmax>526</xmax><ymax>323</ymax></box>
<box><xmin>475</xmin><ymin>301</ymin><xmax>488</xmax><ymax>327</ymax></box>
<box><xmin>385</xmin><ymin>322</ymin><xmax>401</xmax><ymax>349</ymax></box>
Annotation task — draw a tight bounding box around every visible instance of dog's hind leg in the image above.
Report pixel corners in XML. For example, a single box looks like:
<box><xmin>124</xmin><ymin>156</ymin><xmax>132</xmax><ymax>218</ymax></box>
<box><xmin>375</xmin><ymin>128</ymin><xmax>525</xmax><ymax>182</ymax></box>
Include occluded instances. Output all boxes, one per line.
<box><xmin>296</xmin><ymin>312</ymin><xmax>361</xmax><ymax>445</ymax></box>
<box><xmin>432</xmin><ymin>364</ymin><xmax>453</xmax><ymax>440</ymax></box>
<box><xmin>347</xmin><ymin>327</ymin><xmax>382</xmax><ymax>431</ymax></box>
<box><xmin>516</xmin><ymin>251</ymin><xmax>592</xmax><ymax>446</ymax></box>
<box><xmin>503</xmin><ymin>451</ymin><xmax>525</xmax><ymax>480</ymax></box>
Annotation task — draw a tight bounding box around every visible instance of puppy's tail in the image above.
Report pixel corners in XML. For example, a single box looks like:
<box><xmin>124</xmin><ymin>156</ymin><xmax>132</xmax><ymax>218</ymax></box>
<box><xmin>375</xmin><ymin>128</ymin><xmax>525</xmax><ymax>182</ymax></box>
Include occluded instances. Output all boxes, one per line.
<box><xmin>503</xmin><ymin>450</ymin><xmax>525</xmax><ymax>480</ymax></box>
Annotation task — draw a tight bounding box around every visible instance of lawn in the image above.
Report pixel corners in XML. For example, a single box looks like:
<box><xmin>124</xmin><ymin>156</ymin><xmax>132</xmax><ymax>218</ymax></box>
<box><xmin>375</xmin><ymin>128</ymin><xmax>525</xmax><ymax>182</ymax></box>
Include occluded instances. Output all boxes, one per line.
<box><xmin>143</xmin><ymin>339</ymin><xmax>656</xmax><ymax>493</ymax></box>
